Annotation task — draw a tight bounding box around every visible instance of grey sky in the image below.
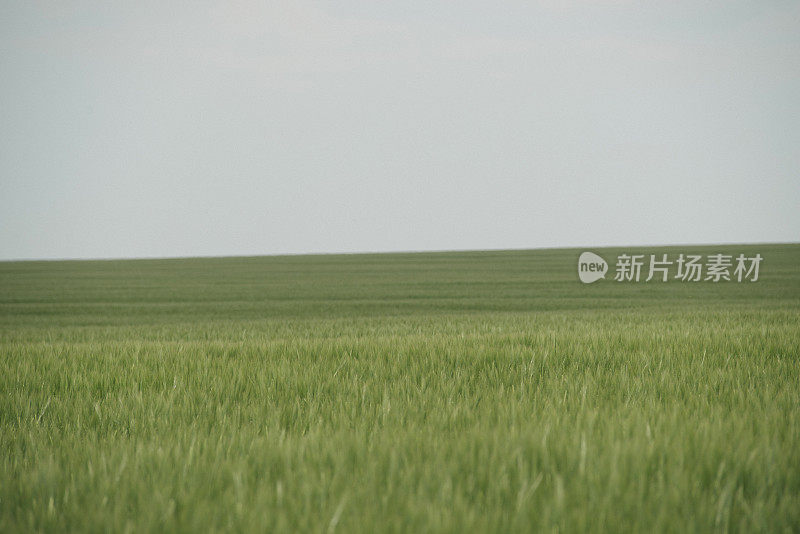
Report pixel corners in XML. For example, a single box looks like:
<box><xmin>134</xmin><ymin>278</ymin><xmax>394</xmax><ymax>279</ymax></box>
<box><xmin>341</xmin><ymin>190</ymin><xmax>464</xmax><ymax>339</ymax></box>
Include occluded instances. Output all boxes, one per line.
<box><xmin>1</xmin><ymin>1</ymin><xmax>798</xmax><ymax>260</ymax></box>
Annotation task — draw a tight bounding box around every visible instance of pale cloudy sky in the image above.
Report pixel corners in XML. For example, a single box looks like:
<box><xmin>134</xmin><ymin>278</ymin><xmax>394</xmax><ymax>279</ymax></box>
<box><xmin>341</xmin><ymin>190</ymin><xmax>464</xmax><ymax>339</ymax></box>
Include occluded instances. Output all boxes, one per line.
<box><xmin>1</xmin><ymin>1</ymin><xmax>798</xmax><ymax>259</ymax></box>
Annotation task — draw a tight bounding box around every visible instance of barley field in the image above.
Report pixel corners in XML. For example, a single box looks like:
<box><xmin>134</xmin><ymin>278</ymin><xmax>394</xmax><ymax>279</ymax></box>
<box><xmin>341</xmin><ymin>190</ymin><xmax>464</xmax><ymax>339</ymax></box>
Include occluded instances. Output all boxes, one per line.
<box><xmin>1</xmin><ymin>244</ymin><xmax>798</xmax><ymax>532</ymax></box>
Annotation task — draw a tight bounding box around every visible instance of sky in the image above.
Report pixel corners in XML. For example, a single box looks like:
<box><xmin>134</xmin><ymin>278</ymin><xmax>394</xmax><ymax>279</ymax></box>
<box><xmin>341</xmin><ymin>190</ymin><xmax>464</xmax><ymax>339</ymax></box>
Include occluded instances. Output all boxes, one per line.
<box><xmin>1</xmin><ymin>1</ymin><xmax>798</xmax><ymax>260</ymax></box>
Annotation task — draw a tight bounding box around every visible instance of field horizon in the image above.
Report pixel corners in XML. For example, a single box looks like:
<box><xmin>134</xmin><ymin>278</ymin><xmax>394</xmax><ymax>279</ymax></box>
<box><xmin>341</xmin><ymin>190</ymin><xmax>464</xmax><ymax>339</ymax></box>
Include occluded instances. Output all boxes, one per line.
<box><xmin>3</xmin><ymin>240</ymin><xmax>799</xmax><ymax>264</ymax></box>
<box><xmin>2</xmin><ymin>243</ymin><xmax>799</xmax><ymax>532</ymax></box>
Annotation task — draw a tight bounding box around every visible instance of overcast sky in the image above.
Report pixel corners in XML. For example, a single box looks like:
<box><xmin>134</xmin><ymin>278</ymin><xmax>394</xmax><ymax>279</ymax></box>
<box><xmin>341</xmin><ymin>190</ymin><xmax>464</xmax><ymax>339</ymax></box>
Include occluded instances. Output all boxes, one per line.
<box><xmin>1</xmin><ymin>1</ymin><xmax>798</xmax><ymax>260</ymax></box>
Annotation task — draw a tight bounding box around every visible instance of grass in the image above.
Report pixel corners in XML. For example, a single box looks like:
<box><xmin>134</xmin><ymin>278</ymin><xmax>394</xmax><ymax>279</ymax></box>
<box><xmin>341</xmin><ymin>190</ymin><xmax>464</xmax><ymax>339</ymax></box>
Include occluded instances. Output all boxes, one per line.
<box><xmin>1</xmin><ymin>244</ymin><xmax>798</xmax><ymax>532</ymax></box>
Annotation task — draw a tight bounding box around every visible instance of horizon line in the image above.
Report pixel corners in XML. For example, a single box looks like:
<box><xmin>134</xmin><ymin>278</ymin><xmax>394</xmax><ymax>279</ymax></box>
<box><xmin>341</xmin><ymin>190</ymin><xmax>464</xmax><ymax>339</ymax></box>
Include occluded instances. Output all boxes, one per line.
<box><xmin>1</xmin><ymin>240</ymin><xmax>797</xmax><ymax>263</ymax></box>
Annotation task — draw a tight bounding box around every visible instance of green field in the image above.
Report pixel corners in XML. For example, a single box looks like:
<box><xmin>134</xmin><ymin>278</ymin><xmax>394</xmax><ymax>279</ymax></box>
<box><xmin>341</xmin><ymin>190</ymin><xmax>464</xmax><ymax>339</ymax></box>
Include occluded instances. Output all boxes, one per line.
<box><xmin>1</xmin><ymin>244</ymin><xmax>799</xmax><ymax>532</ymax></box>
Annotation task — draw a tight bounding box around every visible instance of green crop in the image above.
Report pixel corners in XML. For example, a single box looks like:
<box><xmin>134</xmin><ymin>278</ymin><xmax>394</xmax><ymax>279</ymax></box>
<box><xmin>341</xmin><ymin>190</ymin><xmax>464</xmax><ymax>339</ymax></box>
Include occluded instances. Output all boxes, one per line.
<box><xmin>1</xmin><ymin>244</ymin><xmax>798</xmax><ymax>532</ymax></box>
